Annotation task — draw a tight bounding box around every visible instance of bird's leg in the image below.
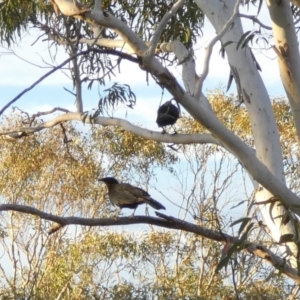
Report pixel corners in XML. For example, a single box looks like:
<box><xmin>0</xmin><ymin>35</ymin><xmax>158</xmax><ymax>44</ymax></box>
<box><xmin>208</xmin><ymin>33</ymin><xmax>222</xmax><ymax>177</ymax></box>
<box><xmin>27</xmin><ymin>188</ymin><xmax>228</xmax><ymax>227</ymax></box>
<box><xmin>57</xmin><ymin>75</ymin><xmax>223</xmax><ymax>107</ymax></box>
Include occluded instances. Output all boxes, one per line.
<box><xmin>161</xmin><ymin>128</ymin><xmax>166</xmax><ymax>134</ymax></box>
<box><xmin>131</xmin><ymin>208</ymin><xmax>137</xmax><ymax>217</ymax></box>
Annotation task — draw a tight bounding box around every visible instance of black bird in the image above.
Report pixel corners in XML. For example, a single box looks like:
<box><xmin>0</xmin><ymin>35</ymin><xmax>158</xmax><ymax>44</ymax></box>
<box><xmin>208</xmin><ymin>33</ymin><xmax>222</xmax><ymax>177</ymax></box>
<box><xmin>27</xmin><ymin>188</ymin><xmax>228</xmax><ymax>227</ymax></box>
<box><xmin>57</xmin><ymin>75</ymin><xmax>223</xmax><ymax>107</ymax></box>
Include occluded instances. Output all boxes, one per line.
<box><xmin>156</xmin><ymin>100</ymin><xmax>180</xmax><ymax>129</ymax></box>
<box><xmin>99</xmin><ymin>177</ymin><xmax>166</xmax><ymax>214</ymax></box>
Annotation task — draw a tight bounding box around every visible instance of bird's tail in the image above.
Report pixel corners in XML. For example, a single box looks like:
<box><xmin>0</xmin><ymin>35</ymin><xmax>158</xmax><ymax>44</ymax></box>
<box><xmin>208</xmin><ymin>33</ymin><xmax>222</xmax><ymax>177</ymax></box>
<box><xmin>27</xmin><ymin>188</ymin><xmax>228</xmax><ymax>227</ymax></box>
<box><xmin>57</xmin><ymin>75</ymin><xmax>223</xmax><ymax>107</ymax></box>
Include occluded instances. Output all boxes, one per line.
<box><xmin>145</xmin><ymin>197</ymin><xmax>166</xmax><ymax>210</ymax></box>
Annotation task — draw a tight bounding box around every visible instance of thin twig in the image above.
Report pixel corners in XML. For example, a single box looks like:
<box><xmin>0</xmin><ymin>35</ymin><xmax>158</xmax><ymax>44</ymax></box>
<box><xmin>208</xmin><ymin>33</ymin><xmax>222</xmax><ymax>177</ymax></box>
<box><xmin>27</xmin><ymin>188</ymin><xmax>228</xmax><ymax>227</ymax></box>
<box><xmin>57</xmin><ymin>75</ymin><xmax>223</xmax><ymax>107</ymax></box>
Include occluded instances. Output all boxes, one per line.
<box><xmin>147</xmin><ymin>0</ymin><xmax>185</xmax><ymax>57</ymax></box>
<box><xmin>194</xmin><ymin>0</ymin><xmax>240</xmax><ymax>98</ymax></box>
<box><xmin>0</xmin><ymin>112</ymin><xmax>222</xmax><ymax>147</ymax></box>
<box><xmin>0</xmin><ymin>49</ymin><xmax>138</xmax><ymax>116</ymax></box>
<box><xmin>239</xmin><ymin>13</ymin><xmax>272</xmax><ymax>30</ymax></box>
<box><xmin>31</xmin><ymin>107</ymin><xmax>70</xmax><ymax>119</ymax></box>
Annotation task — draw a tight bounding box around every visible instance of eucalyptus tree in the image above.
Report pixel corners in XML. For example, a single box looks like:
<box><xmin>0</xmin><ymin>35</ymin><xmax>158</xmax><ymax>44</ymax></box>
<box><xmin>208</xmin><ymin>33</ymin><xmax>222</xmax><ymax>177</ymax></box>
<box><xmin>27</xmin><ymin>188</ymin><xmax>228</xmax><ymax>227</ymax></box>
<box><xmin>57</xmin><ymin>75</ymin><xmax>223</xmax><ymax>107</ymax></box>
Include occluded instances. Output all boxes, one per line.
<box><xmin>1</xmin><ymin>0</ymin><xmax>300</xmax><ymax>290</ymax></box>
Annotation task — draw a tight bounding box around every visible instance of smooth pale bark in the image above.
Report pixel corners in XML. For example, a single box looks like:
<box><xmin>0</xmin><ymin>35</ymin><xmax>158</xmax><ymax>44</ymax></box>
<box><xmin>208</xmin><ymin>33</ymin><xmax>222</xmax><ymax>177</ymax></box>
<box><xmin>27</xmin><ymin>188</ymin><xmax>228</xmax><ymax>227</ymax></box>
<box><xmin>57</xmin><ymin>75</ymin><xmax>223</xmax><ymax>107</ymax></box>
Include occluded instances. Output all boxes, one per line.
<box><xmin>195</xmin><ymin>0</ymin><xmax>297</xmax><ymax>260</ymax></box>
<box><xmin>0</xmin><ymin>113</ymin><xmax>221</xmax><ymax>145</ymax></box>
<box><xmin>266</xmin><ymin>0</ymin><xmax>300</xmax><ymax>140</ymax></box>
<box><xmin>160</xmin><ymin>41</ymin><xmax>215</xmax><ymax>113</ymax></box>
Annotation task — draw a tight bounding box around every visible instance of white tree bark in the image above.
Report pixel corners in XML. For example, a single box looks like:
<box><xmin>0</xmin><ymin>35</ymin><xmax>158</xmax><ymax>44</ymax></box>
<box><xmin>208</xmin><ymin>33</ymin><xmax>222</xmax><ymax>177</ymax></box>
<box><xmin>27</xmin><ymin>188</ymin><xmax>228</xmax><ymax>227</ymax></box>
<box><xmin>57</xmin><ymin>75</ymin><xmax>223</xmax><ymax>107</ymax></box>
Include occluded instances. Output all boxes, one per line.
<box><xmin>266</xmin><ymin>0</ymin><xmax>300</xmax><ymax>139</ymax></box>
<box><xmin>195</xmin><ymin>0</ymin><xmax>298</xmax><ymax>261</ymax></box>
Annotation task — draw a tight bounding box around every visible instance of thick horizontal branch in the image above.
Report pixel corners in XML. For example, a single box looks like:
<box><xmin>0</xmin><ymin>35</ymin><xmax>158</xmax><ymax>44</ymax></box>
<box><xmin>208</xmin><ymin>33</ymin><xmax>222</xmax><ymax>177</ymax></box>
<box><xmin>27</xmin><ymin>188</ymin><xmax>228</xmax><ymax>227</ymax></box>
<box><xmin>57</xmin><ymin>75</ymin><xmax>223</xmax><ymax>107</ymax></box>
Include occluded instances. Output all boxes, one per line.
<box><xmin>0</xmin><ymin>112</ymin><xmax>221</xmax><ymax>146</ymax></box>
<box><xmin>1</xmin><ymin>203</ymin><xmax>299</xmax><ymax>284</ymax></box>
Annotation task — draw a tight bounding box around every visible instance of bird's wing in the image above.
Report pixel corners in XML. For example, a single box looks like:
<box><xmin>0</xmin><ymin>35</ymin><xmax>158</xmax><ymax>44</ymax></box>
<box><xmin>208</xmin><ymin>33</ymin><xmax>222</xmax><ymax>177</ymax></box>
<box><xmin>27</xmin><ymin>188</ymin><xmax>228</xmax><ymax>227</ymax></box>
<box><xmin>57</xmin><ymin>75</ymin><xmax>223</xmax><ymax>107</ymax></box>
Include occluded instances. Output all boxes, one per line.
<box><xmin>110</xmin><ymin>184</ymin><xmax>146</xmax><ymax>205</ymax></box>
<box><xmin>122</xmin><ymin>183</ymin><xmax>150</xmax><ymax>198</ymax></box>
<box><xmin>121</xmin><ymin>184</ymin><xmax>165</xmax><ymax>210</ymax></box>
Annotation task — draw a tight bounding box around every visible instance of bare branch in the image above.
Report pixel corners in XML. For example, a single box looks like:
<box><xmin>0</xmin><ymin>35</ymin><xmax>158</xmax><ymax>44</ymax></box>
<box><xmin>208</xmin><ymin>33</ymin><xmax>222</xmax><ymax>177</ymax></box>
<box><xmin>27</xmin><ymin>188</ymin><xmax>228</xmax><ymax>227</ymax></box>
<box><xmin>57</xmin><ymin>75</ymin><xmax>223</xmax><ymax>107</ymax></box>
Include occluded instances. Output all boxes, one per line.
<box><xmin>84</xmin><ymin>9</ymin><xmax>148</xmax><ymax>56</ymax></box>
<box><xmin>239</xmin><ymin>13</ymin><xmax>272</xmax><ymax>30</ymax></box>
<box><xmin>78</xmin><ymin>38</ymin><xmax>135</xmax><ymax>53</ymax></box>
<box><xmin>31</xmin><ymin>108</ymin><xmax>70</xmax><ymax>119</ymax></box>
<box><xmin>0</xmin><ymin>112</ymin><xmax>221</xmax><ymax>146</ymax></box>
<box><xmin>147</xmin><ymin>0</ymin><xmax>185</xmax><ymax>57</ymax></box>
<box><xmin>193</xmin><ymin>0</ymin><xmax>240</xmax><ymax>98</ymax></box>
<box><xmin>0</xmin><ymin>49</ymin><xmax>138</xmax><ymax>116</ymax></box>
<box><xmin>160</xmin><ymin>41</ymin><xmax>199</xmax><ymax>97</ymax></box>
<box><xmin>0</xmin><ymin>204</ymin><xmax>299</xmax><ymax>284</ymax></box>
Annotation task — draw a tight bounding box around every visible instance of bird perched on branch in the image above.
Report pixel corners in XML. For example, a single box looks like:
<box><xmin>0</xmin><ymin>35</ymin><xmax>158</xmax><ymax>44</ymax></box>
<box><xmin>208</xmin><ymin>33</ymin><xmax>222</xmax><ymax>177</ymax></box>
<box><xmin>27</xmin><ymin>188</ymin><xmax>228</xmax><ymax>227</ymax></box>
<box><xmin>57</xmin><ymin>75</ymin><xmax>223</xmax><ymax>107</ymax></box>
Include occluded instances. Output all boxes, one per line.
<box><xmin>156</xmin><ymin>100</ymin><xmax>180</xmax><ymax>130</ymax></box>
<box><xmin>99</xmin><ymin>177</ymin><xmax>166</xmax><ymax>215</ymax></box>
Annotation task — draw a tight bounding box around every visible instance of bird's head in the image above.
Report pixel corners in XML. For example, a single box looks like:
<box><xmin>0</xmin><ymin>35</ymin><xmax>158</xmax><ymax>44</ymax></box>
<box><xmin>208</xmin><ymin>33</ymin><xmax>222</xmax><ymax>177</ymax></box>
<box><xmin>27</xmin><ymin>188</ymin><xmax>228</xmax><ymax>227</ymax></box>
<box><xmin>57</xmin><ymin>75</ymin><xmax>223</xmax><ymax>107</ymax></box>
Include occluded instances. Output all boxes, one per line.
<box><xmin>98</xmin><ymin>177</ymin><xmax>119</xmax><ymax>185</ymax></box>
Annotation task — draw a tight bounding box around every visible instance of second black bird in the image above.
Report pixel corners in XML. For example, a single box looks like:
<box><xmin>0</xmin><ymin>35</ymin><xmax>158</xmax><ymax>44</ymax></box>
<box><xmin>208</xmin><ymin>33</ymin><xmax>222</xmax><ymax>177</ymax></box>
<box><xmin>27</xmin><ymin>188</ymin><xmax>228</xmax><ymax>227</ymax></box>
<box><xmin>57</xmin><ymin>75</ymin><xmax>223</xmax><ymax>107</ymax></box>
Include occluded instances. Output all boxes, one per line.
<box><xmin>99</xmin><ymin>177</ymin><xmax>166</xmax><ymax>214</ymax></box>
<box><xmin>156</xmin><ymin>100</ymin><xmax>180</xmax><ymax>128</ymax></box>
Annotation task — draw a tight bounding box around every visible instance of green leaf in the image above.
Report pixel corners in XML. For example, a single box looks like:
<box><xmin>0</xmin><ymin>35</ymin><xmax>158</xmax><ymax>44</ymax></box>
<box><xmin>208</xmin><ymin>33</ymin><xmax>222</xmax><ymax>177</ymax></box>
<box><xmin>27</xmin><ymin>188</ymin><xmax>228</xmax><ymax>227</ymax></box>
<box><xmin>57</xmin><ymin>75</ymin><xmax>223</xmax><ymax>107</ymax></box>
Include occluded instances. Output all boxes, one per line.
<box><xmin>238</xmin><ymin>218</ymin><xmax>253</xmax><ymax>236</ymax></box>
<box><xmin>230</xmin><ymin>200</ymin><xmax>247</xmax><ymax>209</ymax></box>
<box><xmin>269</xmin><ymin>201</ymin><xmax>276</xmax><ymax>223</ymax></box>
<box><xmin>238</xmin><ymin>223</ymin><xmax>254</xmax><ymax>246</ymax></box>
<box><xmin>226</xmin><ymin>71</ymin><xmax>234</xmax><ymax>92</ymax></box>
<box><xmin>215</xmin><ymin>255</ymin><xmax>231</xmax><ymax>273</ymax></box>
<box><xmin>230</xmin><ymin>217</ymin><xmax>252</xmax><ymax>228</ymax></box>
<box><xmin>279</xmin><ymin>234</ymin><xmax>294</xmax><ymax>244</ymax></box>
<box><xmin>236</xmin><ymin>30</ymin><xmax>252</xmax><ymax>50</ymax></box>
<box><xmin>241</xmin><ymin>32</ymin><xmax>255</xmax><ymax>49</ymax></box>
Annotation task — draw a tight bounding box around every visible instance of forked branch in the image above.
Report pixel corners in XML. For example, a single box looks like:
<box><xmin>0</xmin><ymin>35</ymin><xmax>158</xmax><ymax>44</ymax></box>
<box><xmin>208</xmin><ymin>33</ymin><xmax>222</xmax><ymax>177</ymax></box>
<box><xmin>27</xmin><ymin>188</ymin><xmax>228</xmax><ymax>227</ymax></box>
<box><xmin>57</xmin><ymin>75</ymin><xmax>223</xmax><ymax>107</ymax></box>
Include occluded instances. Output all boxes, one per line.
<box><xmin>194</xmin><ymin>0</ymin><xmax>240</xmax><ymax>97</ymax></box>
<box><xmin>0</xmin><ymin>203</ymin><xmax>299</xmax><ymax>284</ymax></box>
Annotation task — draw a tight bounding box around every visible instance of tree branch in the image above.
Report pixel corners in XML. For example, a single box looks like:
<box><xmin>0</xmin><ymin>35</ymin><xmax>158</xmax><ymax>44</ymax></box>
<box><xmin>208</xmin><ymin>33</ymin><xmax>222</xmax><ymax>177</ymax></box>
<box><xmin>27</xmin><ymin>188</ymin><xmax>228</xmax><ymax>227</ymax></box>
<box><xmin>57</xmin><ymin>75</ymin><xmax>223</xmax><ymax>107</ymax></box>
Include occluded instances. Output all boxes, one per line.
<box><xmin>0</xmin><ymin>49</ymin><xmax>138</xmax><ymax>116</ymax></box>
<box><xmin>239</xmin><ymin>13</ymin><xmax>272</xmax><ymax>30</ymax></box>
<box><xmin>159</xmin><ymin>41</ymin><xmax>197</xmax><ymax>96</ymax></box>
<box><xmin>52</xmin><ymin>0</ymin><xmax>90</xmax><ymax>17</ymax></box>
<box><xmin>159</xmin><ymin>41</ymin><xmax>214</xmax><ymax>113</ymax></box>
<box><xmin>0</xmin><ymin>111</ymin><xmax>221</xmax><ymax>146</ymax></box>
<box><xmin>194</xmin><ymin>0</ymin><xmax>240</xmax><ymax>98</ymax></box>
<box><xmin>267</xmin><ymin>0</ymin><xmax>300</xmax><ymax>141</ymax></box>
<box><xmin>84</xmin><ymin>7</ymin><xmax>148</xmax><ymax>56</ymax></box>
<box><xmin>0</xmin><ymin>203</ymin><xmax>299</xmax><ymax>284</ymax></box>
<box><xmin>78</xmin><ymin>38</ymin><xmax>135</xmax><ymax>53</ymax></box>
<box><xmin>147</xmin><ymin>0</ymin><xmax>185</xmax><ymax>57</ymax></box>
<box><xmin>71</xmin><ymin>54</ymin><xmax>84</xmax><ymax>113</ymax></box>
